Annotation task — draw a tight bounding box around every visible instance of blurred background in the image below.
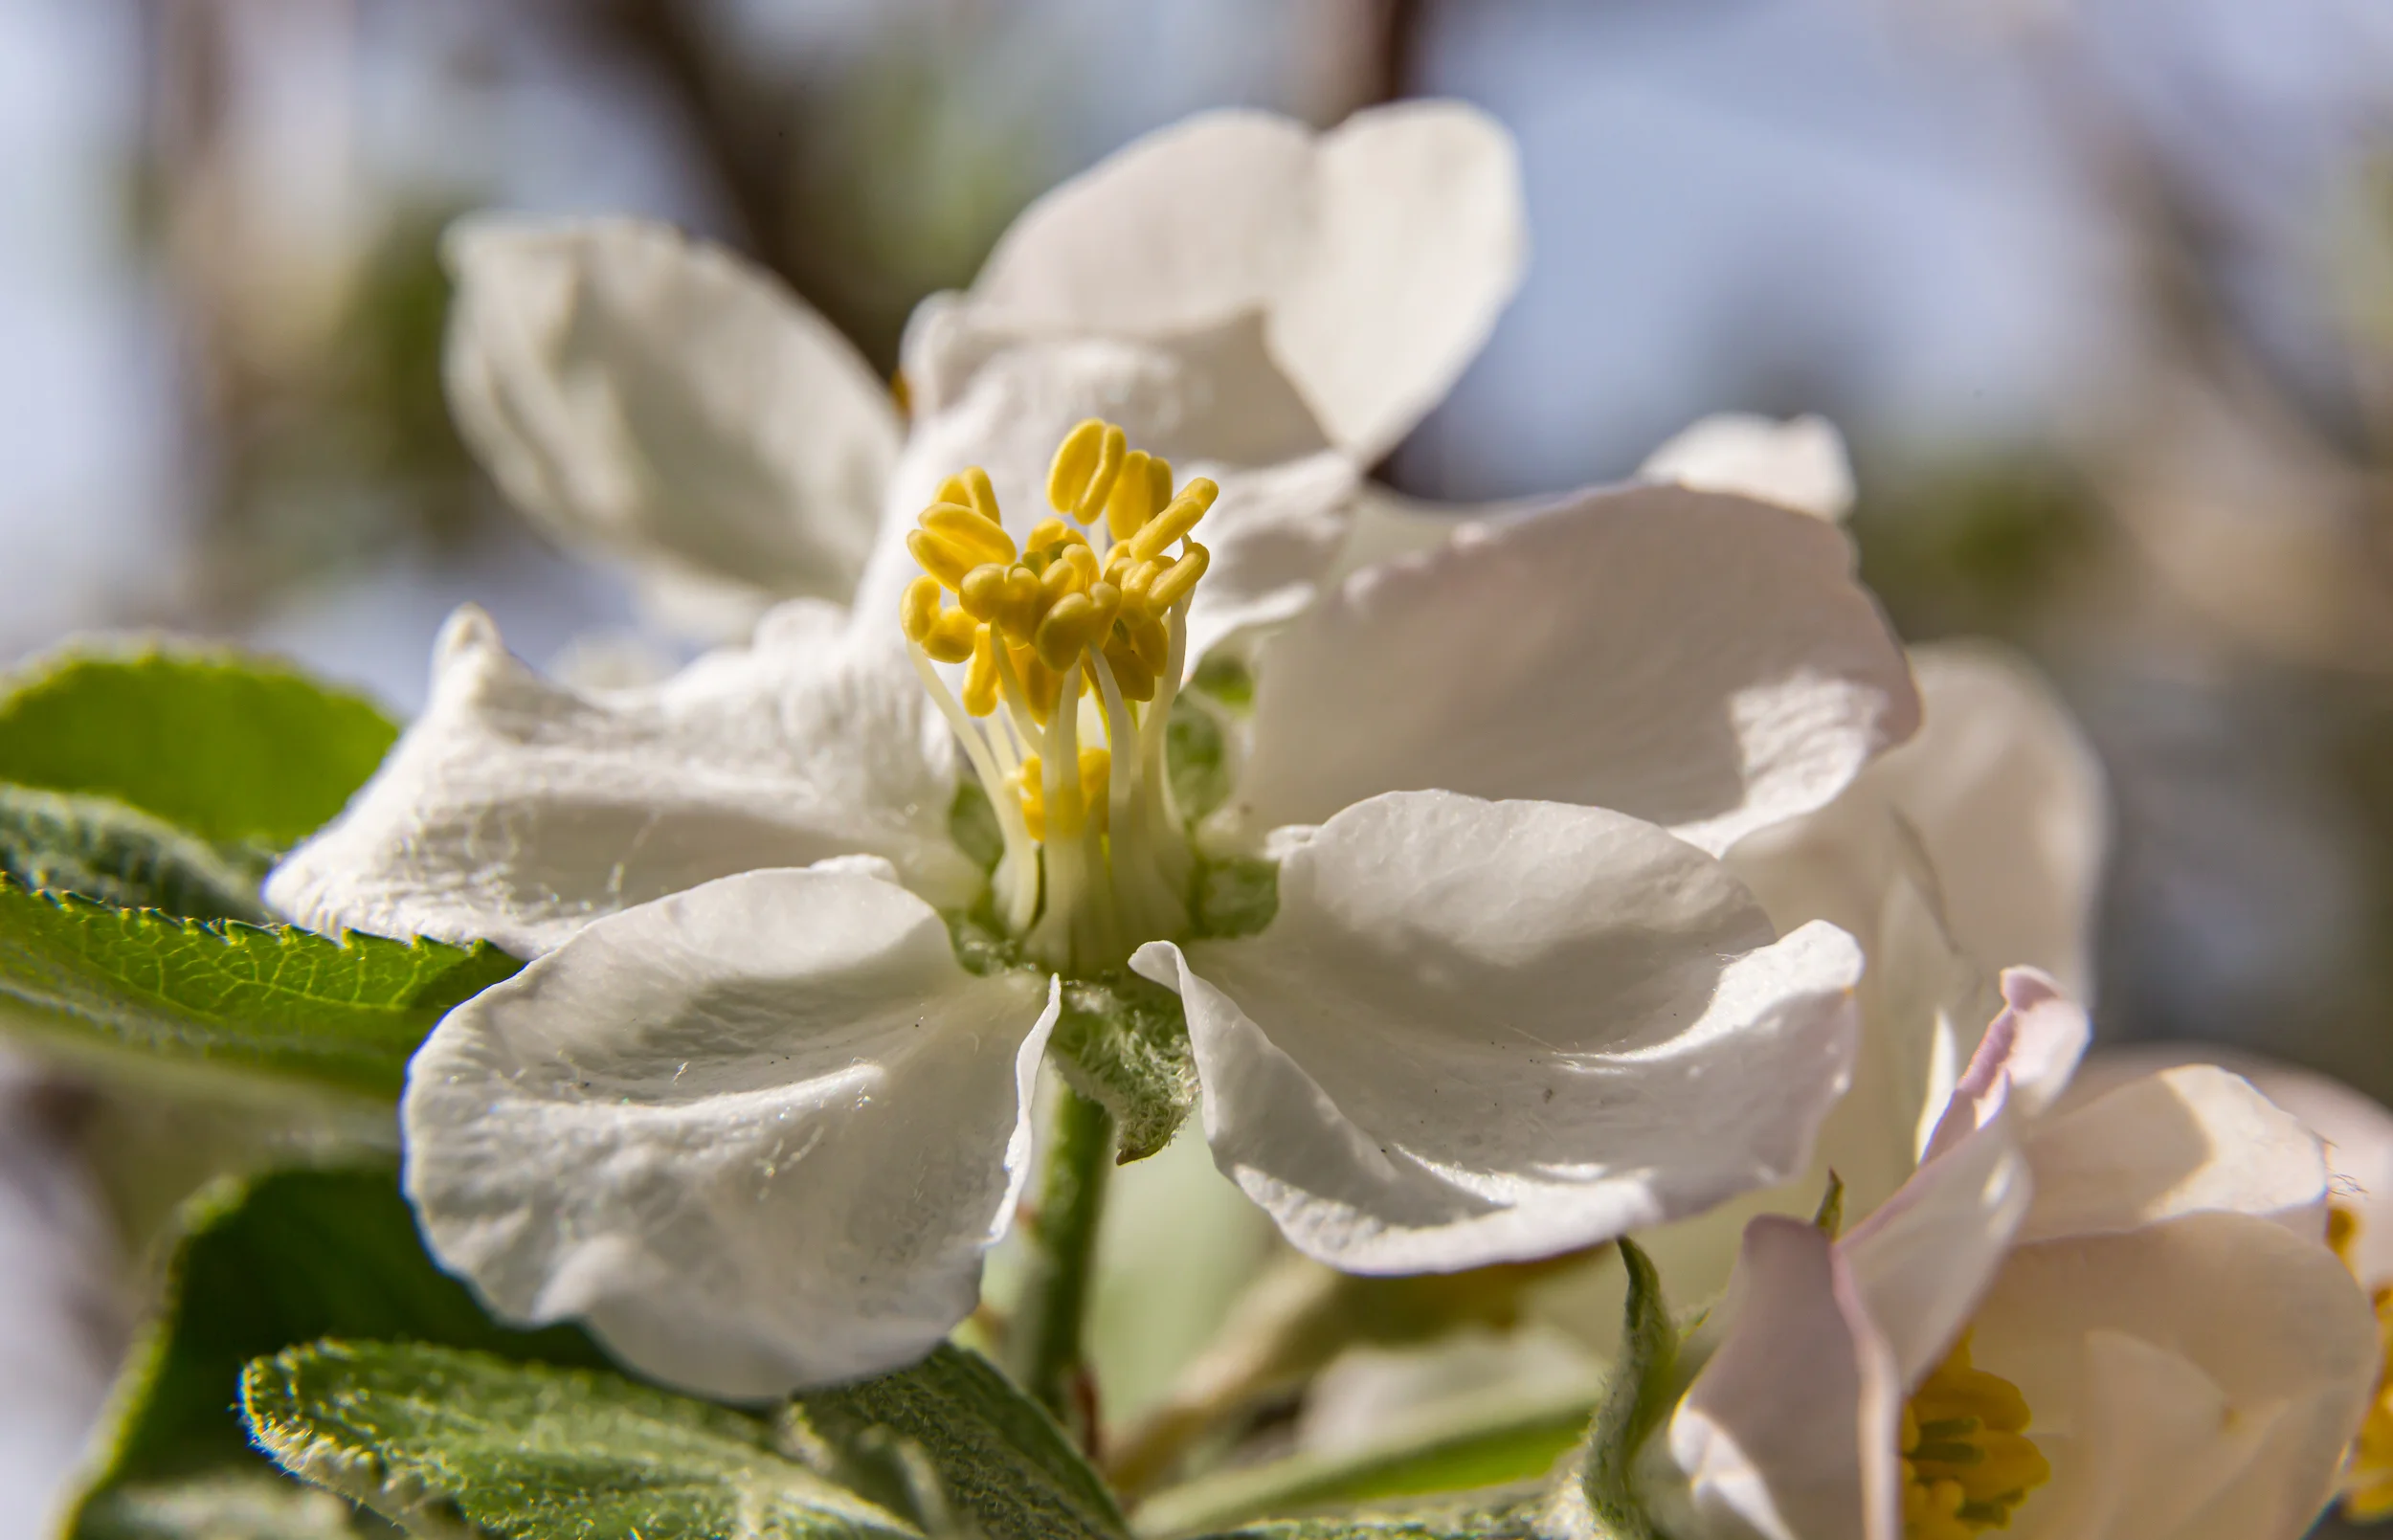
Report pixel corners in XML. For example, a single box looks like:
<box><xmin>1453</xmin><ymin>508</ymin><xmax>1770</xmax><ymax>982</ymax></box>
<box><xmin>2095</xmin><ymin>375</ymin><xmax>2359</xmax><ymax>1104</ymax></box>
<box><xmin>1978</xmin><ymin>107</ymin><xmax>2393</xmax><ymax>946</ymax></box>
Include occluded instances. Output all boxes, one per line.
<box><xmin>5</xmin><ymin>0</ymin><xmax>2393</xmax><ymax>1510</ymax></box>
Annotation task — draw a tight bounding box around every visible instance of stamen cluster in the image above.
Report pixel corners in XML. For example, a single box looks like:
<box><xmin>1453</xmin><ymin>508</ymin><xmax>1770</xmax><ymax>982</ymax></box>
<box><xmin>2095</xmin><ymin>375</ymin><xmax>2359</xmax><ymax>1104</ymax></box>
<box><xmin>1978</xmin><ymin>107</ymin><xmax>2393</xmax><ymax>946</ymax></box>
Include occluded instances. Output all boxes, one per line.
<box><xmin>898</xmin><ymin>419</ymin><xmax>1212</xmax><ymax>969</ymax></box>
<box><xmin>1898</xmin><ymin>1336</ymin><xmax>2050</xmax><ymax>1539</ymax></box>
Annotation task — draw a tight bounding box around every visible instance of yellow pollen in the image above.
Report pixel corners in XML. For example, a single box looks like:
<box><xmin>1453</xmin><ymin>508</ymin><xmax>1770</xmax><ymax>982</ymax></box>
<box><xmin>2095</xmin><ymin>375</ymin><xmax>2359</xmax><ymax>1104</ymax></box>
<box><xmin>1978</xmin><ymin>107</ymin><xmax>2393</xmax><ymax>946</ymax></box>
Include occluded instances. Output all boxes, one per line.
<box><xmin>895</xmin><ymin>419</ymin><xmax>1212</xmax><ymax>965</ymax></box>
<box><xmin>1900</xmin><ymin>1336</ymin><xmax>2049</xmax><ymax>1540</ymax></box>
<box><xmin>2330</xmin><ymin>1204</ymin><xmax>2393</xmax><ymax>1521</ymax></box>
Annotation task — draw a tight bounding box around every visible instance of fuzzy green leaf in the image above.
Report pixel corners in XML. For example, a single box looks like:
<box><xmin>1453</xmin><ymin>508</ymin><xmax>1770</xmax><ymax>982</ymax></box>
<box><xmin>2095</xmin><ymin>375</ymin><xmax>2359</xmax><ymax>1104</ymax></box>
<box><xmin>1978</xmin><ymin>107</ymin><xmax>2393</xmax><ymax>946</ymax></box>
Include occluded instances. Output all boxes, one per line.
<box><xmin>69</xmin><ymin>1166</ymin><xmax>601</xmax><ymax>1539</ymax></box>
<box><xmin>243</xmin><ymin>1342</ymin><xmax>920</xmax><ymax>1539</ymax></box>
<box><xmin>0</xmin><ymin>880</ymin><xmax>519</xmax><ymax>1102</ymax></box>
<box><xmin>1049</xmin><ymin>969</ymin><xmax>1196</xmax><ymax>1163</ymax></box>
<box><xmin>0</xmin><ymin>642</ymin><xmax>397</xmax><ymax>852</ymax></box>
<box><xmin>1180</xmin><ymin>1492</ymin><xmax>1548</xmax><ymax>1539</ymax></box>
<box><xmin>0</xmin><ymin>785</ymin><xmax>268</xmax><ymax>923</ymax></box>
<box><xmin>807</xmin><ymin>1344</ymin><xmax>1129</xmax><ymax>1540</ymax></box>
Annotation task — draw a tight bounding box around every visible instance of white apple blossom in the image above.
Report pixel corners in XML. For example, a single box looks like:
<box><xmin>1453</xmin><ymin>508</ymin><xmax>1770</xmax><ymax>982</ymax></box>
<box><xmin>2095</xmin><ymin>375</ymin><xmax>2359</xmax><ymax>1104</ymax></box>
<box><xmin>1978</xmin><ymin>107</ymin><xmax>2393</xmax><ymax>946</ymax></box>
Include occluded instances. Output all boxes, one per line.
<box><xmin>441</xmin><ymin>101</ymin><xmax>1527</xmax><ymax>650</ymax></box>
<box><xmin>268</xmin><ymin>413</ymin><xmax>1919</xmax><ymax>1401</ymax></box>
<box><xmin>1640</xmin><ymin>970</ymin><xmax>2377</xmax><ymax>1540</ymax></box>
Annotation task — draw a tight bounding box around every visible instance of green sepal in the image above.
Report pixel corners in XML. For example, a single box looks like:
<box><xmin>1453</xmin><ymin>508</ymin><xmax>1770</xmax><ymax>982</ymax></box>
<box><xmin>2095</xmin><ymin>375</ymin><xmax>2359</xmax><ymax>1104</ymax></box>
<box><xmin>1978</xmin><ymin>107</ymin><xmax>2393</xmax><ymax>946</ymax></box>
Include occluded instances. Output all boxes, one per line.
<box><xmin>1167</xmin><ymin>697</ymin><xmax>1234</xmax><ymax>820</ymax></box>
<box><xmin>1049</xmin><ymin>969</ymin><xmax>1196</xmax><ymax>1163</ymax></box>
<box><xmin>0</xmin><ymin>880</ymin><xmax>519</xmax><ymax>1103</ymax></box>
<box><xmin>1182</xmin><ymin>1492</ymin><xmax>1550</xmax><ymax>1539</ymax></box>
<box><xmin>1556</xmin><ymin>1238</ymin><xmax>1676</xmax><ymax>1540</ymax></box>
<box><xmin>66</xmin><ymin>1166</ymin><xmax>602</xmax><ymax>1538</ymax></box>
<box><xmin>0</xmin><ymin>785</ymin><xmax>268</xmax><ymax>923</ymax></box>
<box><xmin>0</xmin><ymin>642</ymin><xmax>398</xmax><ymax>854</ymax></box>
<box><xmin>242</xmin><ymin>1342</ymin><xmax>920</xmax><ymax>1539</ymax></box>
<box><xmin>1191</xmin><ymin>855</ymin><xmax>1279</xmax><ymax>939</ymax></box>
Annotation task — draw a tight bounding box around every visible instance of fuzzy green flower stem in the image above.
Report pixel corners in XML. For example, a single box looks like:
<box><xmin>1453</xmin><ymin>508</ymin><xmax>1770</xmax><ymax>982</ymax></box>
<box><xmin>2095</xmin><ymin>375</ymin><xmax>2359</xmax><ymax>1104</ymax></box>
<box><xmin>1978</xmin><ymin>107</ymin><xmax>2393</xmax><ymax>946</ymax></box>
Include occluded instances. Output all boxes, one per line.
<box><xmin>1010</xmin><ymin>1084</ymin><xmax>1115</xmax><ymax>1440</ymax></box>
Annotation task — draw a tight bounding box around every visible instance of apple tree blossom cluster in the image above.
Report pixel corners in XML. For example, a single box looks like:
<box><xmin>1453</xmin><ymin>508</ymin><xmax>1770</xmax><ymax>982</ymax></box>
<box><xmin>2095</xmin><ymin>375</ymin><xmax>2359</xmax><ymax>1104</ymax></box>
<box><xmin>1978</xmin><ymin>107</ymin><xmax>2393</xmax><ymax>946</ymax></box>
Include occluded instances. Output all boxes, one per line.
<box><xmin>4</xmin><ymin>101</ymin><xmax>2389</xmax><ymax>1540</ymax></box>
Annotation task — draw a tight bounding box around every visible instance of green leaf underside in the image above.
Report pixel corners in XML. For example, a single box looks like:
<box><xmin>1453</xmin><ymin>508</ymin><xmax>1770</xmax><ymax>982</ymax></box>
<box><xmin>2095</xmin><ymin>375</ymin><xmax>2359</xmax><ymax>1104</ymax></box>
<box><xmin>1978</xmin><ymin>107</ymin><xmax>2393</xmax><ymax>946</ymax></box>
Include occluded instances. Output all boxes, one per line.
<box><xmin>807</xmin><ymin>1344</ymin><xmax>1131</xmax><ymax>1540</ymax></box>
<box><xmin>1051</xmin><ymin>970</ymin><xmax>1197</xmax><ymax>1162</ymax></box>
<box><xmin>1183</xmin><ymin>1491</ymin><xmax>1548</xmax><ymax>1540</ymax></box>
<box><xmin>1135</xmin><ymin>1387</ymin><xmax>1596</xmax><ymax>1537</ymax></box>
<box><xmin>244</xmin><ymin>1342</ymin><xmax>918</xmax><ymax>1539</ymax></box>
<box><xmin>70</xmin><ymin>1167</ymin><xmax>602</xmax><ymax>1539</ymax></box>
<box><xmin>1573</xmin><ymin>1239</ymin><xmax>1676</xmax><ymax>1540</ymax></box>
<box><xmin>0</xmin><ymin>784</ymin><xmax>268</xmax><ymax>923</ymax></box>
<box><xmin>0</xmin><ymin>880</ymin><xmax>520</xmax><ymax>1102</ymax></box>
<box><xmin>0</xmin><ymin>644</ymin><xmax>398</xmax><ymax>851</ymax></box>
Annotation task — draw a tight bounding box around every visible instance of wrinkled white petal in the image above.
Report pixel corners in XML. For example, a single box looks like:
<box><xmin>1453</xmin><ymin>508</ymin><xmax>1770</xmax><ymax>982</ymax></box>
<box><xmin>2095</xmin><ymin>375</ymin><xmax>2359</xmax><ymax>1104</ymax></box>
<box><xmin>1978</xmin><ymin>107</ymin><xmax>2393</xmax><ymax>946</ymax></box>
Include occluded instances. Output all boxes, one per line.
<box><xmin>1920</xmin><ymin>968</ymin><xmax>2089</xmax><ymax>1162</ymax></box>
<box><xmin>1265</xmin><ymin>101</ymin><xmax>1529</xmax><ymax>460</ymax></box>
<box><xmin>443</xmin><ymin>217</ymin><xmax>900</xmax><ymax>626</ymax></box>
<box><xmin>1657</xmin><ymin>1217</ymin><xmax>1882</xmax><ymax>1540</ymax></box>
<box><xmin>403</xmin><ymin>867</ymin><xmax>1057</xmax><ymax>1400</ymax></box>
<box><xmin>854</xmin><ymin>328</ymin><xmax>1357</xmax><ymax>667</ymax></box>
<box><xmin>1971</xmin><ymin>1213</ymin><xmax>2376</xmax><ymax>1540</ymax></box>
<box><xmin>1133</xmin><ymin>791</ymin><xmax>1863</xmax><ymax>1273</ymax></box>
<box><xmin>1218</xmin><ymin>484</ymin><xmax>1920</xmax><ymax>857</ymax></box>
<box><xmin>969</xmin><ymin>110</ymin><xmax>1315</xmax><ymax>341</ymax></box>
<box><xmin>267</xmin><ymin>603</ymin><xmax>976</xmax><ymax>957</ymax></box>
<box><xmin>1639</xmin><ymin>413</ymin><xmax>1855</xmax><ymax>523</ymax></box>
<box><xmin>957</xmin><ymin>103</ymin><xmax>1525</xmax><ymax>461</ymax></box>
<box><xmin>2018</xmin><ymin>1065</ymin><xmax>2327</xmax><ymax>1244</ymax></box>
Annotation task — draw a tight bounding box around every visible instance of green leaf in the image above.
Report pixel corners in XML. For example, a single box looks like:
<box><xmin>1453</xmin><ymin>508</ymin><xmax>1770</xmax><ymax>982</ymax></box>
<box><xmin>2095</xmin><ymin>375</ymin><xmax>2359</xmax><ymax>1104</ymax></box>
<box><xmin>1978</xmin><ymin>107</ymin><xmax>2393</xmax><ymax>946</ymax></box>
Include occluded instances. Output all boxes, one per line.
<box><xmin>1049</xmin><ymin>969</ymin><xmax>1196</xmax><ymax>1163</ymax></box>
<box><xmin>0</xmin><ymin>784</ymin><xmax>267</xmax><ymax>923</ymax></box>
<box><xmin>1566</xmin><ymin>1239</ymin><xmax>1675</xmax><ymax>1540</ymax></box>
<box><xmin>69</xmin><ymin>1166</ymin><xmax>602</xmax><ymax>1538</ymax></box>
<box><xmin>1179</xmin><ymin>1492</ymin><xmax>1549</xmax><ymax>1540</ymax></box>
<box><xmin>1134</xmin><ymin>1385</ymin><xmax>1597</xmax><ymax>1536</ymax></box>
<box><xmin>0</xmin><ymin>642</ymin><xmax>397</xmax><ymax>852</ymax></box>
<box><xmin>0</xmin><ymin>880</ymin><xmax>519</xmax><ymax>1102</ymax></box>
<box><xmin>243</xmin><ymin>1342</ymin><xmax>920</xmax><ymax>1539</ymax></box>
<box><xmin>806</xmin><ymin>1344</ymin><xmax>1130</xmax><ymax>1540</ymax></box>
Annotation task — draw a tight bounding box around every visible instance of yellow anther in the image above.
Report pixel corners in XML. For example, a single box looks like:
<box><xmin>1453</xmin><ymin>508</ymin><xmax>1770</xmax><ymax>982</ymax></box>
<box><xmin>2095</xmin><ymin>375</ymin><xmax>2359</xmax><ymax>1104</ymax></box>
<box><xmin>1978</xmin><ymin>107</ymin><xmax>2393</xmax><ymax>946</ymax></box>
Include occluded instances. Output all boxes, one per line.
<box><xmin>920</xmin><ymin>607</ymin><xmax>979</xmax><ymax>665</ymax></box>
<box><xmin>1025</xmin><ymin>517</ymin><xmax>1081</xmax><ymax>558</ymax></box>
<box><xmin>935</xmin><ymin>466</ymin><xmax>1001</xmax><ymax>524</ymax></box>
<box><xmin>958</xmin><ymin>562</ymin><xmax>1013</xmax><ymax>622</ymax></box>
<box><xmin>1145</xmin><ymin>542</ymin><xmax>1210</xmax><ymax>610</ymax></box>
<box><xmin>1118</xmin><ymin>557</ymin><xmax>1163</xmax><ymax>610</ymax></box>
<box><xmin>1127</xmin><ymin>478</ymin><xmax>1218</xmax><ymax>564</ymax></box>
<box><xmin>1018</xmin><ymin>747</ymin><xmax>1112</xmax><ymax>840</ymax></box>
<box><xmin>1103</xmin><ymin>449</ymin><xmax>1174</xmax><ymax>543</ymax></box>
<box><xmin>1015</xmin><ymin>644</ymin><xmax>1063</xmax><ymax>725</ymax></box>
<box><xmin>1128</xmin><ymin>614</ymin><xmax>1171</xmax><ymax>674</ymax></box>
<box><xmin>899</xmin><ymin>575</ymin><xmax>945</xmax><ymax>645</ymax></box>
<box><xmin>1062</xmin><ymin>543</ymin><xmax>1101</xmax><ymax>590</ymax></box>
<box><xmin>1012</xmin><ymin>755</ymin><xmax>1046</xmax><ymax>842</ymax></box>
<box><xmin>921</xmin><ymin>502</ymin><xmax>1017</xmax><ymax>565</ymax></box>
<box><xmin>1086</xmin><ymin>581</ymin><xmax>1123</xmax><ymax>635</ymax></box>
<box><xmin>962</xmin><ymin>626</ymin><xmax>1001</xmax><ymax>717</ymax></box>
<box><xmin>1038</xmin><ymin>552</ymin><xmax>1086</xmax><ymax>609</ymax></box>
<box><xmin>1899</xmin><ymin>1336</ymin><xmax>2048</xmax><ymax>1538</ymax></box>
<box><xmin>2331</xmin><ymin>1205</ymin><xmax>2393</xmax><ymax>1521</ymax></box>
<box><xmin>906</xmin><ymin>528</ymin><xmax>978</xmax><ymax>591</ymax></box>
<box><xmin>1035</xmin><ymin>592</ymin><xmax>1104</xmax><ymax>672</ymax></box>
<box><xmin>1103</xmin><ymin>634</ymin><xmax>1155</xmax><ymax>702</ymax></box>
<box><xmin>995</xmin><ymin>567</ymin><xmax>1042</xmax><ymax>643</ymax></box>
<box><xmin>1049</xmin><ymin>417</ymin><xmax>1129</xmax><ymax>522</ymax></box>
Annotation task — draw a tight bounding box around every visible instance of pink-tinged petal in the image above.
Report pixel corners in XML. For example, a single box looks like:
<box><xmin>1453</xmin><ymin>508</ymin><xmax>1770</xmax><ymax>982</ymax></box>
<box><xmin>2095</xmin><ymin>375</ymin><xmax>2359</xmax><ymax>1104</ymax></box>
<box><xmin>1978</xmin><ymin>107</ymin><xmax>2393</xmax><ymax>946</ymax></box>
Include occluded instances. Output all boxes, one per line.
<box><xmin>1920</xmin><ymin>968</ymin><xmax>2088</xmax><ymax>1163</ymax></box>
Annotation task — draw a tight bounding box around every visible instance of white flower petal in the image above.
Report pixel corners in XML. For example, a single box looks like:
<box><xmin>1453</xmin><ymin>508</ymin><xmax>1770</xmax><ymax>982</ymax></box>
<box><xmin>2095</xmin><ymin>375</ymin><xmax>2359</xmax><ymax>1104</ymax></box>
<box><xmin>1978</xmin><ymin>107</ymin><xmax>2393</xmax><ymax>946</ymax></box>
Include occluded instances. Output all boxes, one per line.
<box><xmin>266</xmin><ymin>603</ymin><xmax>977</xmax><ymax>957</ymax></box>
<box><xmin>1839</xmin><ymin>1082</ymin><xmax>2031</xmax><ymax>1387</ymax></box>
<box><xmin>1659</xmin><ymin>1217</ymin><xmax>1883</xmax><ymax>1540</ymax></box>
<box><xmin>967</xmin><ymin>110</ymin><xmax>1315</xmax><ymax>340</ymax></box>
<box><xmin>1919</xmin><ymin>968</ymin><xmax>2089</xmax><ymax>1163</ymax></box>
<box><xmin>443</xmin><ymin>217</ymin><xmax>900</xmax><ymax>624</ymax></box>
<box><xmin>958</xmin><ymin>103</ymin><xmax>1526</xmax><ymax>462</ymax></box>
<box><xmin>1638</xmin><ymin>413</ymin><xmax>1856</xmax><ymax>523</ymax></box>
<box><xmin>403</xmin><ymin>867</ymin><xmax>1056</xmax><ymax>1400</ymax></box>
<box><xmin>1133</xmin><ymin>791</ymin><xmax>1864</xmax><ymax>1274</ymax></box>
<box><xmin>853</xmin><ymin>328</ymin><xmax>1356</xmax><ymax>666</ymax></box>
<box><xmin>2017</xmin><ymin>1065</ymin><xmax>2328</xmax><ymax>1244</ymax></box>
<box><xmin>1219</xmin><ymin>485</ymin><xmax>1920</xmax><ymax>856</ymax></box>
<box><xmin>1971</xmin><ymin>1213</ymin><xmax>2376</xmax><ymax>1540</ymax></box>
<box><xmin>1264</xmin><ymin>101</ymin><xmax>1529</xmax><ymax>461</ymax></box>
<box><xmin>1867</xmin><ymin>642</ymin><xmax>2109</xmax><ymax>997</ymax></box>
